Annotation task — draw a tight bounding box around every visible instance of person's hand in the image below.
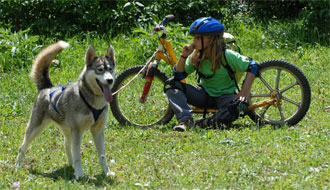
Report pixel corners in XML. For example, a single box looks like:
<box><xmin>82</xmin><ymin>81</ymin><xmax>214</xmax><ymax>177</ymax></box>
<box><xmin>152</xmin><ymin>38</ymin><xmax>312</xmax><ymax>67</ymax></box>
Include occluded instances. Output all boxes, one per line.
<box><xmin>234</xmin><ymin>90</ymin><xmax>250</xmax><ymax>103</ymax></box>
<box><xmin>176</xmin><ymin>44</ymin><xmax>195</xmax><ymax>72</ymax></box>
<box><xmin>181</xmin><ymin>44</ymin><xmax>195</xmax><ymax>57</ymax></box>
<box><xmin>234</xmin><ymin>72</ymin><xmax>256</xmax><ymax>103</ymax></box>
<box><xmin>190</xmin><ymin>50</ymin><xmax>200</xmax><ymax>66</ymax></box>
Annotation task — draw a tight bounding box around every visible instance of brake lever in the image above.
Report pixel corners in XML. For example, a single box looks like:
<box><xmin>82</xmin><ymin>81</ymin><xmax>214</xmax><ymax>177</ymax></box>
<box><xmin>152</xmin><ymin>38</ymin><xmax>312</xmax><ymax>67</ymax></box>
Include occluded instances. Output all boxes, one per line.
<box><xmin>150</xmin><ymin>15</ymin><xmax>174</xmax><ymax>36</ymax></box>
<box><xmin>153</xmin><ymin>24</ymin><xmax>162</xmax><ymax>32</ymax></box>
<box><xmin>161</xmin><ymin>14</ymin><xmax>175</xmax><ymax>25</ymax></box>
<box><xmin>150</xmin><ymin>24</ymin><xmax>166</xmax><ymax>36</ymax></box>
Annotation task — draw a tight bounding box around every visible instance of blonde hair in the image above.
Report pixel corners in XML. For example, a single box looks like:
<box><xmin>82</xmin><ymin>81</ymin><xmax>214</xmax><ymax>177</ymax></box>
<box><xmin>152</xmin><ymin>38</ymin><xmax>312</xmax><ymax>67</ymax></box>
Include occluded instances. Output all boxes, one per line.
<box><xmin>209</xmin><ymin>35</ymin><xmax>224</xmax><ymax>71</ymax></box>
<box><xmin>192</xmin><ymin>34</ymin><xmax>225</xmax><ymax>72</ymax></box>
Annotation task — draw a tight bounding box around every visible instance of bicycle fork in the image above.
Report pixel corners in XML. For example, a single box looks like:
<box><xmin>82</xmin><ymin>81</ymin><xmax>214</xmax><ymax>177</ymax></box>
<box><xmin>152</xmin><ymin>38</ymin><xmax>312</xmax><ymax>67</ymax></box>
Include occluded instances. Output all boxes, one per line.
<box><xmin>140</xmin><ymin>60</ymin><xmax>160</xmax><ymax>102</ymax></box>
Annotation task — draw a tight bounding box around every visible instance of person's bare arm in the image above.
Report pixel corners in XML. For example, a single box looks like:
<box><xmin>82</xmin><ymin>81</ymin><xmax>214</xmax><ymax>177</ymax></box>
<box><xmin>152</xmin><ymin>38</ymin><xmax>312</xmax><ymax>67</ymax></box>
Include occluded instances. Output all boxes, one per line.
<box><xmin>176</xmin><ymin>44</ymin><xmax>195</xmax><ymax>72</ymax></box>
<box><xmin>234</xmin><ymin>72</ymin><xmax>255</xmax><ymax>102</ymax></box>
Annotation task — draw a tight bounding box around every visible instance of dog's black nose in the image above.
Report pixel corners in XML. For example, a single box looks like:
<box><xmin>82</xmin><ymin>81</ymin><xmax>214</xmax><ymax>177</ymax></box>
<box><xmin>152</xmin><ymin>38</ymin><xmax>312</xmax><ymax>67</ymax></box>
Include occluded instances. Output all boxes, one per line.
<box><xmin>107</xmin><ymin>79</ymin><xmax>113</xmax><ymax>84</ymax></box>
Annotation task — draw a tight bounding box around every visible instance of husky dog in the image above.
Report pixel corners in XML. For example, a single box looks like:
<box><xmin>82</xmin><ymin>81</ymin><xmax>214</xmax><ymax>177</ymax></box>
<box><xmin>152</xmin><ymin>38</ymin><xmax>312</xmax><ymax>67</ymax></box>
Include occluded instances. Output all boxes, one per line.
<box><xmin>16</xmin><ymin>41</ymin><xmax>116</xmax><ymax>179</ymax></box>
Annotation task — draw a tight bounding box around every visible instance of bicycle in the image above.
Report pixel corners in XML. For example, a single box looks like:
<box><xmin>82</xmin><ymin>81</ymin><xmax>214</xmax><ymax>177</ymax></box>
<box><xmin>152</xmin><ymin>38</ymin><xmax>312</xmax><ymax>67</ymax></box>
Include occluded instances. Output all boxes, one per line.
<box><xmin>110</xmin><ymin>15</ymin><xmax>311</xmax><ymax>127</ymax></box>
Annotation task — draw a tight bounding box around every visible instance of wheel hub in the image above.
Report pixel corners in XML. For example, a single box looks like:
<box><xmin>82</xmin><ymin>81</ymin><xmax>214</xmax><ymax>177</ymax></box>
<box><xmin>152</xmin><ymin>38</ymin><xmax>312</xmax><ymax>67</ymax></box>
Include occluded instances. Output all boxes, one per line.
<box><xmin>270</xmin><ymin>91</ymin><xmax>281</xmax><ymax>107</ymax></box>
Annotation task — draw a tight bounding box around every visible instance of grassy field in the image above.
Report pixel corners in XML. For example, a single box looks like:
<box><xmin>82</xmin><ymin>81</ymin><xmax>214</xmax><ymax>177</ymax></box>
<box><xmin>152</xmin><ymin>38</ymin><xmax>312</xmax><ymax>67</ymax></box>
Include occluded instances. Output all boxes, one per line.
<box><xmin>0</xmin><ymin>26</ymin><xmax>329</xmax><ymax>189</ymax></box>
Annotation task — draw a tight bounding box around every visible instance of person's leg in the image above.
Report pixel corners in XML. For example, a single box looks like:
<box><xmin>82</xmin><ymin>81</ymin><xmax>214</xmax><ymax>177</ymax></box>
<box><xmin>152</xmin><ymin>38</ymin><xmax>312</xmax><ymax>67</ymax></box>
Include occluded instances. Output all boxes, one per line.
<box><xmin>212</xmin><ymin>94</ymin><xmax>239</xmax><ymax>124</ymax></box>
<box><xmin>166</xmin><ymin>88</ymin><xmax>192</xmax><ymax>123</ymax></box>
<box><xmin>165</xmin><ymin>80</ymin><xmax>211</xmax><ymax>127</ymax></box>
<box><xmin>196</xmin><ymin>94</ymin><xmax>239</xmax><ymax>128</ymax></box>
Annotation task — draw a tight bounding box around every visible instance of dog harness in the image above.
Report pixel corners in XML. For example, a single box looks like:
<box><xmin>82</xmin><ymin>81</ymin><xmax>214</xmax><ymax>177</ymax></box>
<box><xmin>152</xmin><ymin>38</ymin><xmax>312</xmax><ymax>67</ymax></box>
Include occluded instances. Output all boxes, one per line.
<box><xmin>79</xmin><ymin>90</ymin><xmax>106</xmax><ymax>121</ymax></box>
<box><xmin>49</xmin><ymin>85</ymin><xmax>106</xmax><ymax>121</ymax></box>
<box><xmin>49</xmin><ymin>85</ymin><xmax>66</xmax><ymax>116</ymax></box>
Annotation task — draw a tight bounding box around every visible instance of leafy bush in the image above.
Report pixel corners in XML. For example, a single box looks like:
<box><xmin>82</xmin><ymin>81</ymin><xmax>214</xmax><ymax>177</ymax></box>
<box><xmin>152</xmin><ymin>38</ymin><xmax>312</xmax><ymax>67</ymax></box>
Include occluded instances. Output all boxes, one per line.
<box><xmin>299</xmin><ymin>0</ymin><xmax>330</xmax><ymax>44</ymax></box>
<box><xmin>0</xmin><ymin>0</ymin><xmax>118</xmax><ymax>38</ymax></box>
<box><xmin>0</xmin><ymin>0</ymin><xmax>224</xmax><ymax>38</ymax></box>
<box><xmin>250</xmin><ymin>0</ymin><xmax>330</xmax><ymax>45</ymax></box>
<box><xmin>0</xmin><ymin>28</ymin><xmax>40</xmax><ymax>72</ymax></box>
<box><xmin>0</xmin><ymin>0</ymin><xmax>329</xmax><ymax>71</ymax></box>
<box><xmin>1</xmin><ymin>0</ymin><xmax>328</xmax><ymax>45</ymax></box>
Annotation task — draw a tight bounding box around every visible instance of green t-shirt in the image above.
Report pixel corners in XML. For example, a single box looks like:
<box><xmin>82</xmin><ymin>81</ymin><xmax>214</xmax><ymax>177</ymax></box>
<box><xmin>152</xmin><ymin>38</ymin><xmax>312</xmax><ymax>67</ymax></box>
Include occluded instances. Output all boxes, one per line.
<box><xmin>185</xmin><ymin>49</ymin><xmax>250</xmax><ymax>97</ymax></box>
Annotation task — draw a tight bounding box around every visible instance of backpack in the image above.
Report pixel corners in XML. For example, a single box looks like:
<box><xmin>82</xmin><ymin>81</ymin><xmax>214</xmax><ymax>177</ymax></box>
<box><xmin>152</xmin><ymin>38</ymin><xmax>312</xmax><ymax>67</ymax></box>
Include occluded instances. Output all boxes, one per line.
<box><xmin>221</xmin><ymin>32</ymin><xmax>246</xmax><ymax>91</ymax></box>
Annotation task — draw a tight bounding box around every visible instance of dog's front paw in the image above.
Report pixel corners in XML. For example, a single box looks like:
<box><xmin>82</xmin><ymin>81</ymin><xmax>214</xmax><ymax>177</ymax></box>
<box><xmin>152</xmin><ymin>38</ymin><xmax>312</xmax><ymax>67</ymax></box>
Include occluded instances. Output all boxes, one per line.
<box><xmin>106</xmin><ymin>171</ymin><xmax>115</xmax><ymax>177</ymax></box>
<box><xmin>75</xmin><ymin>170</ymin><xmax>84</xmax><ymax>180</ymax></box>
<box><xmin>75</xmin><ymin>173</ymin><xmax>84</xmax><ymax>180</ymax></box>
<box><xmin>15</xmin><ymin>158</ymin><xmax>24</xmax><ymax>169</ymax></box>
<box><xmin>15</xmin><ymin>162</ymin><xmax>22</xmax><ymax>169</ymax></box>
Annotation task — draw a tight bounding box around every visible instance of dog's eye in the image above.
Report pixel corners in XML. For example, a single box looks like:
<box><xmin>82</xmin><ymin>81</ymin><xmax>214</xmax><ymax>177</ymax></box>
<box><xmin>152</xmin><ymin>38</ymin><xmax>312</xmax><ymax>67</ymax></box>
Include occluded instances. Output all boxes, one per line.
<box><xmin>97</xmin><ymin>68</ymin><xmax>104</xmax><ymax>72</ymax></box>
<box><xmin>104</xmin><ymin>65</ymin><xmax>112</xmax><ymax>72</ymax></box>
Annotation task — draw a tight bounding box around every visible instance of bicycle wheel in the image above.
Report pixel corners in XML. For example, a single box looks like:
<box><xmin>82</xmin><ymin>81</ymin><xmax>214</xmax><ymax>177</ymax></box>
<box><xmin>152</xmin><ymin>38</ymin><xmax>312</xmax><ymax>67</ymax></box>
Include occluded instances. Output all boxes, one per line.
<box><xmin>248</xmin><ymin>60</ymin><xmax>311</xmax><ymax>126</ymax></box>
<box><xmin>110</xmin><ymin>65</ymin><xmax>174</xmax><ymax>127</ymax></box>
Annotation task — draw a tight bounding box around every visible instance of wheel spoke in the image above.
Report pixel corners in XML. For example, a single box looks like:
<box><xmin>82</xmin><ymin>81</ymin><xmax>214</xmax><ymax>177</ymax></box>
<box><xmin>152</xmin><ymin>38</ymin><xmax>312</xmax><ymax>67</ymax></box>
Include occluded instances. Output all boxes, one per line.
<box><xmin>258</xmin><ymin>75</ymin><xmax>274</xmax><ymax>92</ymax></box>
<box><xmin>280</xmin><ymin>81</ymin><xmax>298</xmax><ymax>94</ymax></box>
<box><xmin>277</xmin><ymin>106</ymin><xmax>286</xmax><ymax>123</ymax></box>
<box><xmin>251</xmin><ymin>93</ymin><xmax>270</xmax><ymax>98</ymax></box>
<box><xmin>249</xmin><ymin>60</ymin><xmax>311</xmax><ymax>126</ymax></box>
<box><xmin>281</xmin><ymin>95</ymin><xmax>301</xmax><ymax>107</ymax></box>
<box><xmin>111</xmin><ymin>65</ymin><xmax>173</xmax><ymax>127</ymax></box>
<box><xmin>275</xmin><ymin>68</ymin><xmax>282</xmax><ymax>91</ymax></box>
<box><xmin>260</xmin><ymin>105</ymin><xmax>271</xmax><ymax>118</ymax></box>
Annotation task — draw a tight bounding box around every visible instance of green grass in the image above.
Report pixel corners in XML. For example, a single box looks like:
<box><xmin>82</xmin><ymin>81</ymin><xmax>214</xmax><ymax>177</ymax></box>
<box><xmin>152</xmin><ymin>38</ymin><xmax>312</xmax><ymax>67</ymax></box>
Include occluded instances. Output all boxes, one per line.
<box><xmin>0</xmin><ymin>26</ymin><xmax>329</xmax><ymax>189</ymax></box>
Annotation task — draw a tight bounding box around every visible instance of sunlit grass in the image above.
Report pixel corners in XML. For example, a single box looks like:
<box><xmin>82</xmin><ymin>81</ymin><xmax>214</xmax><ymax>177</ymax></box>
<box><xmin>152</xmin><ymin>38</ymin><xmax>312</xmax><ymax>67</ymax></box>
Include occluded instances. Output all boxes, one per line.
<box><xmin>0</xmin><ymin>28</ymin><xmax>329</xmax><ymax>189</ymax></box>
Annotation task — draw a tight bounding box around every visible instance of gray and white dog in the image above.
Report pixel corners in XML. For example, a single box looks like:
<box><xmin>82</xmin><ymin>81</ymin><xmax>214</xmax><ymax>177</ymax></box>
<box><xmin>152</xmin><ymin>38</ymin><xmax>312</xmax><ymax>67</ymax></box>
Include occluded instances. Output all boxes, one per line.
<box><xmin>16</xmin><ymin>41</ymin><xmax>116</xmax><ymax>179</ymax></box>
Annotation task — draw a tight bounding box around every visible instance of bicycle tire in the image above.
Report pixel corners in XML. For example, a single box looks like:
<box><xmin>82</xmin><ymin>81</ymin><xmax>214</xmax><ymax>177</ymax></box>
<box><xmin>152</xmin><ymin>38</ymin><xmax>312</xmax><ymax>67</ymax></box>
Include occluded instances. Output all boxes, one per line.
<box><xmin>110</xmin><ymin>65</ymin><xmax>174</xmax><ymax>127</ymax></box>
<box><xmin>248</xmin><ymin>60</ymin><xmax>311</xmax><ymax>126</ymax></box>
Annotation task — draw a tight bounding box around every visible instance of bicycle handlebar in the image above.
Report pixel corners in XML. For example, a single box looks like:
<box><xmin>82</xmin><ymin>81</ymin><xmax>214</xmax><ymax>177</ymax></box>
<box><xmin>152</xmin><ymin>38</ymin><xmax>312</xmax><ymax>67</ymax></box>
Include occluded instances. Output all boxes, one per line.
<box><xmin>160</xmin><ymin>14</ymin><xmax>175</xmax><ymax>26</ymax></box>
<box><xmin>153</xmin><ymin>15</ymin><xmax>175</xmax><ymax>33</ymax></box>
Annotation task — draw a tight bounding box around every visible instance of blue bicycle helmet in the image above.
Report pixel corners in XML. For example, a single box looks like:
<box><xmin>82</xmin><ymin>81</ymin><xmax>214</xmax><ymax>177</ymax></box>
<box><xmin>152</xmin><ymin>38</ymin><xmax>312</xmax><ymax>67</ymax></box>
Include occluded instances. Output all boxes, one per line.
<box><xmin>189</xmin><ymin>17</ymin><xmax>224</xmax><ymax>36</ymax></box>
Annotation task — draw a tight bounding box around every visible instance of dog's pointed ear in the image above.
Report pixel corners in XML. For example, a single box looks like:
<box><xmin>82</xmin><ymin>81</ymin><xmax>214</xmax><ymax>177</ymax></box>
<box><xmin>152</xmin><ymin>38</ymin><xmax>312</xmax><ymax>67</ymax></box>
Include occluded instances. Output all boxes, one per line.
<box><xmin>106</xmin><ymin>44</ymin><xmax>115</xmax><ymax>64</ymax></box>
<box><xmin>85</xmin><ymin>45</ymin><xmax>96</xmax><ymax>65</ymax></box>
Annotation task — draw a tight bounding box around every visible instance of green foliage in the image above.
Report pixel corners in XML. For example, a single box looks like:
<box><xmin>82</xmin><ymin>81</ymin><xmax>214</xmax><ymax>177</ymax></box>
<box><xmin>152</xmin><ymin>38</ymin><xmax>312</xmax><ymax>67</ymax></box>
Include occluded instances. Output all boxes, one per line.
<box><xmin>0</xmin><ymin>0</ymin><xmax>118</xmax><ymax>37</ymax></box>
<box><xmin>249</xmin><ymin>0</ymin><xmax>330</xmax><ymax>45</ymax></box>
<box><xmin>1</xmin><ymin>0</ymin><xmax>328</xmax><ymax>46</ymax></box>
<box><xmin>251</xmin><ymin>1</ymin><xmax>305</xmax><ymax>20</ymax></box>
<box><xmin>298</xmin><ymin>0</ymin><xmax>330</xmax><ymax>44</ymax></box>
<box><xmin>0</xmin><ymin>28</ymin><xmax>40</xmax><ymax>72</ymax></box>
<box><xmin>0</xmin><ymin>0</ymin><xmax>226</xmax><ymax>37</ymax></box>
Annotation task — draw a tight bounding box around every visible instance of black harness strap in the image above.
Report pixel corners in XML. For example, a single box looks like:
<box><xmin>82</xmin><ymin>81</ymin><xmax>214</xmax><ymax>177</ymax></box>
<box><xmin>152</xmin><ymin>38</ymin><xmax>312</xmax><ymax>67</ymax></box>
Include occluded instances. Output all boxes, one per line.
<box><xmin>49</xmin><ymin>85</ymin><xmax>106</xmax><ymax>121</ymax></box>
<box><xmin>49</xmin><ymin>85</ymin><xmax>66</xmax><ymax>117</ymax></box>
<box><xmin>195</xmin><ymin>36</ymin><xmax>218</xmax><ymax>118</ymax></box>
<box><xmin>79</xmin><ymin>90</ymin><xmax>106</xmax><ymax>122</ymax></box>
<box><xmin>221</xmin><ymin>48</ymin><xmax>240</xmax><ymax>92</ymax></box>
<box><xmin>202</xmin><ymin>86</ymin><xmax>209</xmax><ymax>118</ymax></box>
<box><xmin>195</xmin><ymin>36</ymin><xmax>217</xmax><ymax>84</ymax></box>
<box><xmin>196</xmin><ymin>68</ymin><xmax>216</xmax><ymax>84</ymax></box>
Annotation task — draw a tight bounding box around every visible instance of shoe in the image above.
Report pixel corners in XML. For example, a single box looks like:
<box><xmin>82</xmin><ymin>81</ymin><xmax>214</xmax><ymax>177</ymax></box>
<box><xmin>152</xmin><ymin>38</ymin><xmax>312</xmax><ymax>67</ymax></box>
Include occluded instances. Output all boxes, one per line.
<box><xmin>195</xmin><ymin>118</ymin><xmax>212</xmax><ymax>129</ymax></box>
<box><xmin>173</xmin><ymin>120</ymin><xmax>191</xmax><ymax>132</ymax></box>
<box><xmin>195</xmin><ymin>117</ymin><xmax>231</xmax><ymax>129</ymax></box>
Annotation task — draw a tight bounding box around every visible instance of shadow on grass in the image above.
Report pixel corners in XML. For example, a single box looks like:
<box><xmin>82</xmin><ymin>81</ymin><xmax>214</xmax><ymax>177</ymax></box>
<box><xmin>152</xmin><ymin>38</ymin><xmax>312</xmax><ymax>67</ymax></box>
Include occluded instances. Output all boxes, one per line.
<box><xmin>110</xmin><ymin>121</ymin><xmax>274</xmax><ymax>133</ymax></box>
<box><xmin>29</xmin><ymin>165</ymin><xmax>115</xmax><ymax>187</ymax></box>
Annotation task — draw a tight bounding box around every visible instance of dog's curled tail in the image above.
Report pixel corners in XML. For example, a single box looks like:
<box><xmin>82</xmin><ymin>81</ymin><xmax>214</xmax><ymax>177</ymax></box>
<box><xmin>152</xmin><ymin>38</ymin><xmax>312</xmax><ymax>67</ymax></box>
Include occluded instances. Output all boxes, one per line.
<box><xmin>30</xmin><ymin>41</ymin><xmax>69</xmax><ymax>91</ymax></box>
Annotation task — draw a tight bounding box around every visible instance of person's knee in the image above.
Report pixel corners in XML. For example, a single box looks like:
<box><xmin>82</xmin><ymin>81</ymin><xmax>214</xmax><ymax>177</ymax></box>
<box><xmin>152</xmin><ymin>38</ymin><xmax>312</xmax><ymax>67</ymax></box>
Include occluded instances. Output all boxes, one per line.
<box><xmin>165</xmin><ymin>89</ymin><xmax>177</xmax><ymax>99</ymax></box>
<box><xmin>215</xmin><ymin>108</ymin><xmax>238</xmax><ymax>124</ymax></box>
<box><xmin>164</xmin><ymin>78</ymin><xmax>174</xmax><ymax>93</ymax></box>
<box><xmin>164</xmin><ymin>78</ymin><xmax>185</xmax><ymax>93</ymax></box>
<box><xmin>211</xmin><ymin>103</ymin><xmax>240</xmax><ymax>125</ymax></box>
